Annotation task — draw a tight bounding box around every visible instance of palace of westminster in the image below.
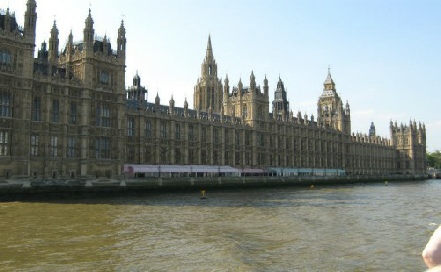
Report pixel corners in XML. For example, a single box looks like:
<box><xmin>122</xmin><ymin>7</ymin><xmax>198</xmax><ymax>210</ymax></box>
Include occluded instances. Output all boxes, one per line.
<box><xmin>0</xmin><ymin>1</ymin><xmax>426</xmax><ymax>180</ymax></box>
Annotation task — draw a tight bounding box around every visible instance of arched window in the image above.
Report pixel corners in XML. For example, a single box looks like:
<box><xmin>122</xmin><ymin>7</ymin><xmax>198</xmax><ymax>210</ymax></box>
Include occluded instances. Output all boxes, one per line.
<box><xmin>0</xmin><ymin>50</ymin><xmax>11</xmax><ymax>65</ymax></box>
<box><xmin>0</xmin><ymin>91</ymin><xmax>11</xmax><ymax>117</ymax></box>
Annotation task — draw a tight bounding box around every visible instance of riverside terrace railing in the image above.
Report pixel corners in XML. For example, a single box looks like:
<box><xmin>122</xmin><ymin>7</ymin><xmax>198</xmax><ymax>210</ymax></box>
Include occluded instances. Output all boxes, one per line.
<box><xmin>123</xmin><ymin>164</ymin><xmax>346</xmax><ymax>178</ymax></box>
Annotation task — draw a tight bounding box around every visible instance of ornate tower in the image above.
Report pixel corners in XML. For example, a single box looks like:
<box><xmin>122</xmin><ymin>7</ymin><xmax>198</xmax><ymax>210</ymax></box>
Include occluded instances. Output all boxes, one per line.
<box><xmin>48</xmin><ymin>20</ymin><xmax>59</xmax><ymax>75</ymax></box>
<box><xmin>272</xmin><ymin>77</ymin><xmax>289</xmax><ymax>118</ymax></box>
<box><xmin>24</xmin><ymin>0</ymin><xmax>37</xmax><ymax>42</ymax></box>
<box><xmin>317</xmin><ymin>68</ymin><xmax>351</xmax><ymax>134</ymax></box>
<box><xmin>369</xmin><ymin>122</ymin><xmax>376</xmax><ymax>137</ymax></box>
<box><xmin>127</xmin><ymin>72</ymin><xmax>147</xmax><ymax>102</ymax></box>
<box><xmin>194</xmin><ymin>35</ymin><xmax>223</xmax><ymax>114</ymax></box>
<box><xmin>117</xmin><ymin>20</ymin><xmax>126</xmax><ymax>59</ymax></box>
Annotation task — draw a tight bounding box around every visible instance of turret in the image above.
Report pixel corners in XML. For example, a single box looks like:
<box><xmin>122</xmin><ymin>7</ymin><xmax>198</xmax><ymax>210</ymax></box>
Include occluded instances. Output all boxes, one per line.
<box><xmin>169</xmin><ymin>95</ymin><xmax>175</xmax><ymax>115</ymax></box>
<box><xmin>83</xmin><ymin>9</ymin><xmax>95</xmax><ymax>46</ymax></box>
<box><xmin>323</xmin><ymin>67</ymin><xmax>336</xmax><ymax>91</ymax></box>
<box><xmin>103</xmin><ymin>34</ymin><xmax>109</xmax><ymax>55</ymax></box>
<box><xmin>155</xmin><ymin>93</ymin><xmax>160</xmax><ymax>108</ymax></box>
<box><xmin>224</xmin><ymin>75</ymin><xmax>229</xmax><ymax>95</ymax></box>
<box><xmin>194</xmin><ymin>35</ymin><xmax>222</xmax><ymax>114</ymax></box>
<box><xmin>126</xmin><ymin>72</ymin><xmax>147</xmax><ymax>101</ymax></box>
<box><xmin>184</xmin><ymin>98</ymin><xmax>189</xmax><ymax>117</ymax></box>
<box><xmin>250</xmin><ymin>71</ymin><xmax>256</xmax><ymax>92</ymax></box>
<box><xmin>272</xmin><ymin>76</ymin><xmax>289</xmax><ymax>116</ymax></box>
<box><xmin>133</xmin><ymin>72</ymin><xmax>141</xmax><ymax>87</ymax></box>
<box><xmin>117</xmin><ymin>20</ymin><xmax>126</xmax><ymax>59</ymax></box>
<box><xmin>263</xmin><ymin>75</ymin><xmax>269</xmax><ymax>96</ymax></box>
<box><xmin>24</xmin><ymin>0</ymin><xmax>37</xmax><ymax>41</ymax></box>
<box><xmin>66</xmin><ymin>30</ymin><xmax>74</xmax><ymax>55</ymax></box>
<box><xmin>345</xmin><ymin>100</ymin><xmax>350</xmax><ymax>115</ymax></box>
<box><xmin>369</xmin><ymin>122</ymin><xmax>376</xmax><ymax>137</ymax></box>
<box><xmin>238</xmin><ymin>78</ymin><xmax>243</xmax><ymax>97</ymax></box>
<box><xmin>48</xmin><ymin>20</ymin><xmax>59</xmax><ymax>62</ymax></box>
<box><xmin>3</xmin><ymin>8</ymin><xmax>11</xmax><ymax>32</ymax></box>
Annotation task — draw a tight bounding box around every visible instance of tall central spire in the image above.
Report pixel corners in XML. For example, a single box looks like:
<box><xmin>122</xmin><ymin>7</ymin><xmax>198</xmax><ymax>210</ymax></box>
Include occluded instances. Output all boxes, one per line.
<box><xmin>206</xmin><ymin>35</ymin><xmax>213</xmax><ymax>60</ymax></box>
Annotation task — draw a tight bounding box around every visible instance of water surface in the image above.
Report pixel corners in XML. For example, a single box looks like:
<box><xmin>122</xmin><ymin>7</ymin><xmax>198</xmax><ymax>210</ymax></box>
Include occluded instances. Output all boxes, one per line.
<box><xmin>1</xmin><ymin>180</ymin><xmax>440</xmax><ymax>271</ymax></box>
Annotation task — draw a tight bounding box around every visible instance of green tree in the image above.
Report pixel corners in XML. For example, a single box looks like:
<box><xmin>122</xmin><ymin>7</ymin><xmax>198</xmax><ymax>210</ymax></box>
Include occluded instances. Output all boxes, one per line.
<box><xmin>427</xmin><ymin>150</ymin><xmax>441</xmax><ymax>169</ymax></box>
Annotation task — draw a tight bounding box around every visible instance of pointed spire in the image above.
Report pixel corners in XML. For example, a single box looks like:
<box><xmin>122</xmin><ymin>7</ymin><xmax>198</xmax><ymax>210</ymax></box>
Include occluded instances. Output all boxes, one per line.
<box><xmin>117</xmin><ymin>20</ymin><xmax>126</xmax><ymax>58</ymax></box>
<box><xmin>68</xmin><ymin>30</ymin><xmax>73</xmax><ymax>41</ymax></box>
<box><xmin>83</xmin><ymin>8</ymin><xmax>95</xmax><ymax>44</ymax></box>
<box><xmin>250</xmin><ymin>70</ymin><xmax>256</xmax><ymax>90</ymax></box>
<box><xmin>323</xmin><ymin>67</ymin><xmax>336</xmax><ymax>90</ymax></box>
<box><xmin>206</xmin><ymin>34</ymin><xmax>213</xmax><ymax>60</ymax></box>
<box><xmin>51</xmin><ymin>20</ymin><xmax>57</xmax><ymax>33</ymax></box>
<box><xmin>86</xmin><ymin>8</ymin><xmax>93</xmax><ymax>27</ymax></box>
<box><xmin>155</xmin><ymin>92</ymin><xmax>160</xmax><ymax>107</ymax></box>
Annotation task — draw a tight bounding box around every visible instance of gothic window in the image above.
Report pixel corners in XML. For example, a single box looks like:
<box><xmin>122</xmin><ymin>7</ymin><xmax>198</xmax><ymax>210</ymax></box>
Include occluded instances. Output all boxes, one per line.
<box><xmin>188</xmin><ymin>124</ymin><xmax>195</xmax><ymax>142</ymax></box>
<box><xmin>0</xmin><ymin>50</ymin><xmax>11</xmax><ymax>65</ymax></box>
<box><xmin>201</xmin><ymin>127</ymin><xmax>207</xmax><ymax>143</ymax></box>
<box><xmin>95</xmin><ymin>137</ymin><xmax>110</xmax><ymax>159</ymax></box>
<box><xmin>67</xmin><ymin>137</ymin><xmax>75</xmax><ymax>158</ymax></box>
<box><xmin>235</xmin><ymin>131</ymin><xmax>241</xmax><ymax>147</ymax></box>
<box><xmin>49</xmin><ymin>136</ymin><xmax>58</xmax><ymax>157</ymax></box>
<box><xmin>100</xmin><ymin>70</ymin><xmax>110</xmax><ymax>85</ymax></box>
<box><xmin>0</xmin><ymin>131</ymin><xmax>9</xmax><ymax>156</ymax></box>
<box><xmin>127</xmin><ymin>117</ymin><xmax>135</xmax><ymax>137</ymax></box>
<box><xmin>69</xmin><ymin>102</ymin><xmax>77</xmax><ymax>124</ymax></box>
<box><xmin>32</xmin><ymin>97</ymin><xmax>41</xmax><ymax>121</ymax></box>
<box><xmin>242</xmin><ymin>105</ymin><xmax>247</xmax><ymax>119</ymax></box>
<box><xmin>51</xmin><ymin>99</ymin><xmax>59</xmax><ymax>123</ymax></box>
<box><xmin>96</xmin><ymin>103</ymin><xmax>110</xmax><ymax>127</ymax></box>
<box><xmin>30</xmin><ymin>134</ymin><xmax>39</xmax><ymax>157</ymax></box>
<box><xmin>175</xmin><ymin>123</ymin><xmax>181</xmax><ymax>140</ymax></box>
<box><xmin>145</xmin><ymin>121</ymin><xmax>152</xmax><ymax>138</ymax></box>
<box><xmin>259</xmin><ymin>133</ymin><xmax>265</xmax><ymax>147</ymax></box>
<box><xmin>0</xmin><ymin>91</ymin><xmax>11</xmax><ymax>117</ymax></box>
<box><xmin>208</xmin><ymin>65</ymin><xmax>212</xmax><ymax>75</ymax></box>
<box><xmin>213</xmin><ymin>128</ymin><xmax>219</xmax><ymax>144</ymax></box>
<box><xmin>245</xmin><ymin>131</ymin><xmax>251</xmax><ymax>146</ymax></box>
<box><xmin>257</xmin><ymin>106</ymin><xmax>262</xmax><ymax>119</ymax></box>
<box><xmin>160</xmin><ymin>122</ymin><xmax>167</xmax><ymax>139</ymax></box>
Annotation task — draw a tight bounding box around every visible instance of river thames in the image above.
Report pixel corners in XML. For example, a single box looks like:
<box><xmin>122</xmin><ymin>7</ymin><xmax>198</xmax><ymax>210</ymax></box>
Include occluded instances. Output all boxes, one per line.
<box><xmin>0</xmin><ymin>179</ymin><xmax>440</xmax><ymax>271</ymax></box>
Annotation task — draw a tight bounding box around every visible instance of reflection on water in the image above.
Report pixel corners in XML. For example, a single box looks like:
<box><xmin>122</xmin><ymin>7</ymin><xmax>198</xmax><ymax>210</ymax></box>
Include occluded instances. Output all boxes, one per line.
<box><xmin>1</xmin><ymin>180</ymin><xmax>440</xmax><ymax>271</ymax></box>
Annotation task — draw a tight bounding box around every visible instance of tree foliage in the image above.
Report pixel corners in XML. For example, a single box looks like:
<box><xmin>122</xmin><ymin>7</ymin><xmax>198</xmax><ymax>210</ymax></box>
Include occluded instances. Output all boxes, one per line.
<box><xmin>427</xmin><ymin>150</ymin><xmax>441</xmax><ymax>169</ymax></box>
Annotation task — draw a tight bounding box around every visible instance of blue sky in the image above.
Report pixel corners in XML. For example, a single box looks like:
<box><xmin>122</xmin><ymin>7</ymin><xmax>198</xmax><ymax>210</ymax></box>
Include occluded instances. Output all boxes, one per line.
<box><xmin>7</xmin><ymin>0</ymin><xmax>441</xmax><ymax>152</ymax></box>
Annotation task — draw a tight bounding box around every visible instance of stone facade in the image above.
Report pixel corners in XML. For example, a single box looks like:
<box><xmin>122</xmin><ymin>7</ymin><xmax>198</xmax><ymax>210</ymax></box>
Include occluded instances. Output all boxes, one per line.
<box><xmin>0</xmin><ymin>1</ymin><xmax>427</xmax><ymax>181</ymax></box>
<box><xmin>0</xmin><ymin>2</ymin><xmax>126</xmax><ymax>180</ymax></box>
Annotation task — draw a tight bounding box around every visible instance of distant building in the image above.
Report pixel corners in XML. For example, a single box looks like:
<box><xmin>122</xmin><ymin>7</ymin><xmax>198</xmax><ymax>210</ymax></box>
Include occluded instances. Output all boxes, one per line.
<box><xmin>0</xmin><ymin>1</ymin><xmax>426</xmax><ymax>181</ymax></box>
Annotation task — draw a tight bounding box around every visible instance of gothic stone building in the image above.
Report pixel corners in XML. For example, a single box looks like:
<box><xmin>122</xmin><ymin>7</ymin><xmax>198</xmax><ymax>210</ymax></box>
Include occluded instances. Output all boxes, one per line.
<box><xmin>0</xmin><ymin>2</ymin><xmax>126</xmax><ymax>180</ymax></box>
<box><xmin>0</xmin><ymin>1</ymin><xmax>426</xmax><ymax>181</ymax></box>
